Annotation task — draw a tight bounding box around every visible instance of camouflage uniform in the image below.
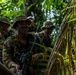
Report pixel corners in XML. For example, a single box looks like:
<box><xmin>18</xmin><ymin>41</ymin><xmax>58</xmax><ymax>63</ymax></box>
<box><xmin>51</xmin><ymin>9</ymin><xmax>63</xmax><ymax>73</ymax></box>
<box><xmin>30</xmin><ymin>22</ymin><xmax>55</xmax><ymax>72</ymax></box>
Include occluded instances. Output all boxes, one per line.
<box><xmin>2</xmin><ymin>15</ymin><xmax>34</xmax><ymax>75</ymax></box>
<box><xmin>0</xmin><ymin>17</ymin><xmax>10</xmax><ymax>63</ymax></box>
<box><xmin>3</xmin><ymin>34</ymin><xmax>34</xmax><ymax>67</ymax></box>
<box><xmin>32</xmin><ymin>21</ymin><xmax>55</xmax><ymax>75</ymax></box>
<box><xmin>0</xmin><ymin>38</ymin><xmax>4</xmax><ymax>62</ymax></box>
<box><xmin>35</xmin><ymin>31</ymin><xmax>52</xmax><ymax>47</ymax></box>
<box><xmin>0</xmin><ymin>17</ymin><xmax>10</xmax><ymax>32</ymax></box>
<box><xmin>35</xmin><ymin>20</ymin><xmax>55</xmax><ymax>48</ymax></box>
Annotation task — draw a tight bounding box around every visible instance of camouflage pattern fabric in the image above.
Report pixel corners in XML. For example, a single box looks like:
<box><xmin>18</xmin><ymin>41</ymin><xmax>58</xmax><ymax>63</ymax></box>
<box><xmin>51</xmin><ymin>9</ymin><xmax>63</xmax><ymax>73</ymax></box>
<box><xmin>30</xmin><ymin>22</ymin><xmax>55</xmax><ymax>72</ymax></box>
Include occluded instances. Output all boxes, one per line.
<box><xmin>0</xmin><ymin>17</ymin><xmax>10</xmax><ymax>32</ymax></box>
<box><xmin>35</xmin><ymin>31</ymin><xmax>52</xmax><ymax>47</ymax></box>
<box><xmin>2</xmin><ymin>34</ymin><xmax>34</xmax><ymax>68</ymax></box>
<box><xmin>0</xmin><ymin>38</ymin><xmax>5</xmax><ymax>62</ymax></box>
<box><xmin>12</xmin><ymin>15</ymin><xmax>33</xmax><ymax>29</ymax></box>
<box><xmin>41</xmin><ymin>20</ymin><xmax>55</xmax><ymax>30</ymax></box>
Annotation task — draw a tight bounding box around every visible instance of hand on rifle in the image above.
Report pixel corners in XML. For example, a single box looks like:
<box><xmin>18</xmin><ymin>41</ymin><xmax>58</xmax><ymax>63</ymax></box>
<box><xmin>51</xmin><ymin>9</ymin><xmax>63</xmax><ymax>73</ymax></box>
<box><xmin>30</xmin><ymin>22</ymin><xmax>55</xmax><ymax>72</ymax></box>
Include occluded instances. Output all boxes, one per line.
<box><xmin>10</xmin><ymin>63</ymin><xmax>20</xmax><ymax>73</ymax></box>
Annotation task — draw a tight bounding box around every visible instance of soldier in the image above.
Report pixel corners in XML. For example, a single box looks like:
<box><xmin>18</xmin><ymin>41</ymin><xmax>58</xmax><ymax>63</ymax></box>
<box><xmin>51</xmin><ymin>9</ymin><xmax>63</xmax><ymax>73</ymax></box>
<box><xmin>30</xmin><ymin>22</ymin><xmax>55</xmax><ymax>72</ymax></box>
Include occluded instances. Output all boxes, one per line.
<box><xmin>2</xmin><ymin>15</ymin><xmax>34</xmax><ymax>75</ymax></box>
<box><xmin>35</xmin><ymin>20</ymin><xmax>55</xmax><ymax>48</ymax></box>
<box><xmin>0</xmin><ymin>17</ymin><xmax>10</xmax><ymax>63</ymax></box>
<box><xmin>32</xmin><ymin>21</ymin><xmax>55</xmax><ymax>75</ymax></box>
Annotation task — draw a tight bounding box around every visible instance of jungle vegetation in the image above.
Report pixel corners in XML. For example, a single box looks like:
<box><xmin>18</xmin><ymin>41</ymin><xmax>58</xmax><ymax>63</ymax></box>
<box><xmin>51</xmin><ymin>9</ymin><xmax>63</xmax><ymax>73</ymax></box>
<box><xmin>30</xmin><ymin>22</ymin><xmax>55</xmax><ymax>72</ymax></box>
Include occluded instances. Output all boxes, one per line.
<box><xmin>0</xmin><ymin>0</ymin><xmax>76</xmax><ymax>75</ymax></box>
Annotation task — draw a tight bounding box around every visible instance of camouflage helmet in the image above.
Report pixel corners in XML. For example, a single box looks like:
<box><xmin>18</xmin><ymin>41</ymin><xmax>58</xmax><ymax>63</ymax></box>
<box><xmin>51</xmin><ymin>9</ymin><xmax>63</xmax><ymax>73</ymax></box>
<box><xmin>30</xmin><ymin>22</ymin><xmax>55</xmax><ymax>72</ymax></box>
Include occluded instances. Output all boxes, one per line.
<box><xmin>12</xmin><ymin>15</ymin><xmax>34</xmax><ymax>29</ymax></box>
<box><xmin>0</xmin><ymin>17</ymin><xmax>10</xmax><ymax>32</ymax></box>
<box><xmin>41</xmin><ymin>20</ymin><xmax>55</xmax><ymax>30</ymax></box>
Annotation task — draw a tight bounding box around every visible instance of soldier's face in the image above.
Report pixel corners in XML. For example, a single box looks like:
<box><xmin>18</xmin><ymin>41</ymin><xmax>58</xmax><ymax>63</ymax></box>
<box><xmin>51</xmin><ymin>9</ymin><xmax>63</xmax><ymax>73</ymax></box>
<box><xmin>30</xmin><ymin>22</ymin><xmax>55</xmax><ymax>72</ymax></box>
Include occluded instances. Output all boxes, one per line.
<box><xmin>17</xmin><ymin>21</ymin><xmax>29</xmax><ymax>34</ymax></box>
<box><xmin>45</xmin><ymin>28</ymin><xmax>53</xmax><ymax>35</ymax></box>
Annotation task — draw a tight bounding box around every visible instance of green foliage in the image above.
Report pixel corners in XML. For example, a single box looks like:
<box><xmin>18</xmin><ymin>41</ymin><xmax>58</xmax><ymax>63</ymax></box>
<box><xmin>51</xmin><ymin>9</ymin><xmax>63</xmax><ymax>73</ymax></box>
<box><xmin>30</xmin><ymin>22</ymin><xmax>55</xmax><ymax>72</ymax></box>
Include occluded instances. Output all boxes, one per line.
<box><xmin>0</xmin><ymin>0</ymin><xmax>75</xmax><ymax>75</ymax></box>
<box><xmin>0</xmin><ymin>0</ymin><xmax>24</xmax><ymax>21</ymax></box>
<box><xmin>61</xmin><ymin>4</ymin><xmax>76</xmax><ymax>13</ymax></box>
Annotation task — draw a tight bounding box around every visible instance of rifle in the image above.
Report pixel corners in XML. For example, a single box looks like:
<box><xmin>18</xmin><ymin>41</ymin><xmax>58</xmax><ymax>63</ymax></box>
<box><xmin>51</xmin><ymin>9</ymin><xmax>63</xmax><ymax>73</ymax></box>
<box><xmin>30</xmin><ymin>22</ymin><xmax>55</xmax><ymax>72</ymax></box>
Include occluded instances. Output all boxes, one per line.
<box><xmin>15</xmin><ymin>22</ymin><xmax>40</xmax><ymax>75</ymax></box>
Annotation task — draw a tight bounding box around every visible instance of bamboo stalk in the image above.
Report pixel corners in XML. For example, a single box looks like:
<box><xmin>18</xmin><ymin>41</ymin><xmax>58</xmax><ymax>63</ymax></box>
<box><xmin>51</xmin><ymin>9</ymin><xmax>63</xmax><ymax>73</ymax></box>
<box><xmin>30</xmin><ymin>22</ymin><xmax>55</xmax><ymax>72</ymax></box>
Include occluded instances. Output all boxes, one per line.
<box><xmin>45</xmin><ymin>0</ymin><xmax>76</xmax><ymax>75</ymax></box>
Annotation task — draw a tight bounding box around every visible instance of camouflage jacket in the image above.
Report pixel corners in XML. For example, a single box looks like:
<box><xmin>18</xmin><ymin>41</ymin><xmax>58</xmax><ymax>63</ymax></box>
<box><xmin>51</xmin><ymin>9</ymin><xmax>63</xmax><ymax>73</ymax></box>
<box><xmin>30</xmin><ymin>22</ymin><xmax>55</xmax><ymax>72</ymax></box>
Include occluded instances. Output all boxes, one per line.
<box><xmin>2</xmin><ymin>34</ymin><xmax>34</xmax><ymax>68</ymax></box>
<box><xmin>0</xmin><ymin>38</ymin><xmax>5</xmax><ymax>60</ymax></box>
<box><xmin>35</xmin><ymin>31</ymin><xmax>52</xmax><ymax>47</ymax></box>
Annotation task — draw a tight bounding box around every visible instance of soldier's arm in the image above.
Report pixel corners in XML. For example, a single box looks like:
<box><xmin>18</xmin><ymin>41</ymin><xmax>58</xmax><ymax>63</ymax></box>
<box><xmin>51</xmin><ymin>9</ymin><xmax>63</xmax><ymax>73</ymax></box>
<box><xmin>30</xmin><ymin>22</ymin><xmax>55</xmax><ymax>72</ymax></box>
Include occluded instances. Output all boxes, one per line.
<box><xmin>2</xmin><ymin>38</ymin><xmax>20</xmax><ymax>73</ymax></box>
<box><xmin>2</xmin><ymin>39</ymin><xmax>15</xmax><ymax>69</ymax></box>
